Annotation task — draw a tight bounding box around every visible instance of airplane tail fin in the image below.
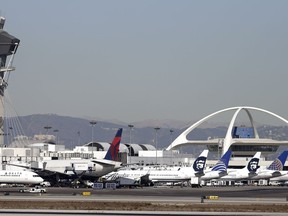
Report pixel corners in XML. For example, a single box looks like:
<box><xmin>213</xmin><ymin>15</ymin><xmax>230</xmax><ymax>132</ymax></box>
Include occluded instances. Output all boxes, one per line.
<box><xmin>193</xmin><ymin>149</ymin><xmax>209</xmax><ymax>174</ymax></box>
<box><xmin>245</xmin><ymin>152</ymin><xmax>261</xmax><ymax>172</ymax></box>
<box><xmin>211</xmin><ymin>149</ymin><xmax>232</xmax><ymax>172</ymax></box>
<box><xmin>104</xmin><ymin>128</ymin><xmax>123</xmax><ymax>161</ymax></box>
<box><xmin>267</xmin><ymin>150</ymin><xmax>288</xmax><ymax>171</ymax></box>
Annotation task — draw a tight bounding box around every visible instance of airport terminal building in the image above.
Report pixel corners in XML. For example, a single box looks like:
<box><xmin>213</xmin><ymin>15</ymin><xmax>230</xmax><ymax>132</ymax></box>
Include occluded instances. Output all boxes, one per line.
<box><xmin>1</xmin><ymin>106</ymin><xmax>288</xmax><ymax>172</ymax></box>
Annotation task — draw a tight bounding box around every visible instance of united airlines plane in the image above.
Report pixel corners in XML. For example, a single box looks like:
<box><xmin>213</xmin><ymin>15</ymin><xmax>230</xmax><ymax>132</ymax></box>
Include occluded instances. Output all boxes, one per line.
<box><xmin>250</xmin><ymin>150</ymin><xmax>288</xmax><ymax>180</ymax></box>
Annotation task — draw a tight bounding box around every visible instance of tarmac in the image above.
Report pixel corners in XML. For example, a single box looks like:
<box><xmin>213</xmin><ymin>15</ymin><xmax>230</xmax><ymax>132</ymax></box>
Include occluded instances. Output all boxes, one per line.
<box><xmin>0</xmin><ymin>185</ymin><xmax>287</xmax><ymax>215</ymax></box>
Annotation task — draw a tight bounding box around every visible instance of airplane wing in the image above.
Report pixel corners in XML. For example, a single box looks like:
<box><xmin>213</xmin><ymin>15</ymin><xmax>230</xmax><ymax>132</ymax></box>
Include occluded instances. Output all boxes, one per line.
<box><xmin>218</xmin><ymin>170</ymin><xmax>228</xmax><ymax>177</ymax></box>
<box><xmin>7</xmin><ymin>163</ymin><xmax>72</xmax><ymax>177</ymax></box>
<box><xmin>91</xmin><ymin>159</ymin><xmax>122</xmax><ymax>167</ymax></box>
<box><xmin>258</xmin><ymin>170</ymin><xmax>283</xmax><ymax>178</ymax></box>
<box><xmin>271</xmin><ymin>171</ymin><xmax>282</xmax><ymax>178</ymax></box>
<box><xmin>7</xmin><ymin>163</ymin><xmax>41</xmax><ymax>171</ymax></box>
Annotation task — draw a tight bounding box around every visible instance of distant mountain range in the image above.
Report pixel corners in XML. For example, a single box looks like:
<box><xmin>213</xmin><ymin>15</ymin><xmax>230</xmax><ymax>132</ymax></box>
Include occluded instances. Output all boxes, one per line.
<box><xmin>6</xmin><ymin>114</ymin><xmax>288</xmax><ymax>154</ymax></box>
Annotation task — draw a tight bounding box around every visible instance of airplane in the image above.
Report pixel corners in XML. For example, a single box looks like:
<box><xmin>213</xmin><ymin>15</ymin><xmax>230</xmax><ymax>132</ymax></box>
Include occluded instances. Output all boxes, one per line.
<box><xmin>0</xmin><ymin>170</ymin><xmax>43</xmax><ymax>185</ymax></box>
<box><xmin>219</xmin><ymin>152</ymin><xmax>261</xmax><ymax>181</ymax></box>
<box><xmin>269</xmin><ymin>174</ymin><xmax>288</xmax><ymax>182</ymax></box>
<box><xmin>201</xmin><ymin>149</ymin><xmax>232</xmax><ymax>181</ymax></box>
<box><xmin>249</xmin><ymin>150</ymin><xmax>288</xmax><ymax>180</ymax></box>
<box><xmin>8</xmin><ymin>128</ymin><xmax>123</xmax><ymax>185</ymax></box>
<box><xmin>103</xmin><ymin>149</ymin><xmax>209</xmax><ymax>186</ymax></box>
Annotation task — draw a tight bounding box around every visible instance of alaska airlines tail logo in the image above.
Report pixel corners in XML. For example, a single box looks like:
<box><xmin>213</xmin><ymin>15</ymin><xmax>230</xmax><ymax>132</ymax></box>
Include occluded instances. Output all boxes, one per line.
<box><xmin>247</xmin><ymin>158</ymin><xmax>259</xmax><ymax>172</ymax></box>
<box><xmin>193</xmin><ymin>156</ymin><xmax>207</xmax><ymax>172</ymax></box>
<box><xmin>104</xmin><ymin>128</ymin><xmax>122</xmax><ymax>161</ymax></box>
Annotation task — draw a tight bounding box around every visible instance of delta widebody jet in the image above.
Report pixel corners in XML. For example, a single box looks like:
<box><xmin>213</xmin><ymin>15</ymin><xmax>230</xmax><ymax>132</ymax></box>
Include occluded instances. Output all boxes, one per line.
<box><xmin>0</xmin><ymin>170</ymin><xmax>43</xmax><ymax>184</ymax></box>
<box><xmin>9</xmin><ymin>128</ymin><xmax>123</xmax><ymax>183</ymax></box>
<box><xmin>103</xmin><ymin>149</ymin><xmax>209</xmax><ymax>185</ymax></box>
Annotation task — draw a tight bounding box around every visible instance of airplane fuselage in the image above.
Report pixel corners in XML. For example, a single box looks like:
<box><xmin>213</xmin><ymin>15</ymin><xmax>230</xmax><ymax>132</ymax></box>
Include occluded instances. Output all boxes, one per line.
<box><xmin>40</xmin><ymin>159</ymin><xmax>121</xmax><ymax>179</ymax></box>
<box><xmin>0</xmin><ymin>170</ymin><xmax>43</xmax><ymax>184</ymax></box>
<box><xmin>108</xmin><ymin>167</ymin><xmax>198</xmax><ymax>183</ymax></box>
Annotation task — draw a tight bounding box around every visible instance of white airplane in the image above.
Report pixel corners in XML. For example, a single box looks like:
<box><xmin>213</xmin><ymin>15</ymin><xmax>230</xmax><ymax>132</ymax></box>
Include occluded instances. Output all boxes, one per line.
<box><xmin>0</xmin><ymin>170</ymin><xmax>43</xmax><ymax>184</ymax></box>
<box><xmin>103</xmin><ymin>149</ymin><xmax>209</xmax><ymax>185</ymax></box>
<box><xmin>8</xmin><ymin>128</ymin><xmax>123</xmax><ymax>184</ymax></box>
<box><xmin>249</xmin><ymin>150</ymin><xmax>288</xmax><ymax>180</ymax></box>
<box><xmin>201</xmin><ymin>149</ymin><xmax>232</xmax><ymax>181</ymax></box>
<box><xmin>219</xmin><ymin>152</ymin><xmax>261</xmax><ymax>181</ymax></box>
<box><xmin>269</xmin><ymin>174</ymin><xmax>288</xmax><ymax>182</ymax></box>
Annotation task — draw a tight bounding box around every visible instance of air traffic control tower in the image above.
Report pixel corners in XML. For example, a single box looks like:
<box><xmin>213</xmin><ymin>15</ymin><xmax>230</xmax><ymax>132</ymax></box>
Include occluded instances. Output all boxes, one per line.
<box><xmin>0</xmin><ymin>17</ymin><xmax>20</xmax><ymax>147</ymax></box>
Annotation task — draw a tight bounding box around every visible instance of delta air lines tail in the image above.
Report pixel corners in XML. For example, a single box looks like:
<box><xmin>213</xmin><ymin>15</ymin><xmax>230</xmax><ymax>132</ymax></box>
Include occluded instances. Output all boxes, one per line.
<box><xmin>104</xmin><ymin>128</ymin><xmax>122</xmax><ymax>161</ymax></box>
<box><xmin>92</xmin><ymin>128</ymin><xmax>123</xmax><ymax>167</ymax></box>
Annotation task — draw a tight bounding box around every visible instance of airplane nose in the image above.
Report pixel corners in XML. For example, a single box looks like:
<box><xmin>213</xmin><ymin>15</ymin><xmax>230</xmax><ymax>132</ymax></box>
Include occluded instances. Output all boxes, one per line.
<box><xmin>38</xmin><ymin>177</ymin><xmax>44</xmax><ymax>183</ymax></box>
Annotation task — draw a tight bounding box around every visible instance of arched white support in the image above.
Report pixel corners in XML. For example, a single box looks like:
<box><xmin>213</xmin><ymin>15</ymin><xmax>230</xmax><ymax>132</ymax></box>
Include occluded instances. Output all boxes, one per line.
<box><xmin>166</xmin><ymin>106</ymin><xmax>288</xmax><ymax>154</ymax></box>
<box><xmin>244</xmin><ymin>108</ymin><xmax>259</xmax><ymax>139</ymax></box>
<box><xmin>222</xmin><ymin>107</ymin><xmax>242</xmax><ymax>154</ymax></box>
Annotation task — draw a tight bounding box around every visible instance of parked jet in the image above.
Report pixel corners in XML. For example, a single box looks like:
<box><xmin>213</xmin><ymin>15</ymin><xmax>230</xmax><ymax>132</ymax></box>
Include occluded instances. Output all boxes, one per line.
<box><xmin>0</xmin><ymin>170</ymin><xmax>43</xmax><ymax>185</ymax></box>
<box><xmin>201</xmin><ymin>149</ymin><xmax>232</xmax><ymax>181</ymax></box>
<box><xmin>249</xmin><ymin>150</ymin><xmax>288</xmax><ymax>180</ymax></box>
<box><xmin>8</xmin><ymin>128</ymin><xmax>123</xmax><ymax>185</ymax></box>
<box><xmin>103</xmin><ymin>149</ymin><xmax>209</xmax><ymax>185</ymax></box>
<box><xmin>219</xmin><ymin>152</ymin><xmax>261</xmax><ymax>181</ymax></box>
<box><xmin>269</xmin><ymin>174</ymin><xmax>288</xmax><ymax>182</ymax></box>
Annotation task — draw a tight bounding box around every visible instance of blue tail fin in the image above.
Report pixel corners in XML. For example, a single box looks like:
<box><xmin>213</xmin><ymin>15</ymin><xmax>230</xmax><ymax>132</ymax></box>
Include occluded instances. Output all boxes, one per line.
<box><xmin>267</xmin><ymin>150</ymin><xmax>288</xmax><ymax>171</ymax></box>
<box><xmin>212</xmin><ymin>149</ymin><xmax>232</xmax><ymax>172</ymax></box>
<box><xmin>104</xmin><ymin>128</ymin><xmax>123</xmax><ymax>161</ymax></box>
<box><xmin>193</xmin><ymin>150</ymin><xmax>209</xmax><ymax>173</ymax></box>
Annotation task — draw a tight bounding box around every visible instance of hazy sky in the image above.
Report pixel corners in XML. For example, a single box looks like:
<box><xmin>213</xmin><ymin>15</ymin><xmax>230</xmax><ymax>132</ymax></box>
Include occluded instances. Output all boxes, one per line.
<box><xmin>1</xmin><ymin>0</ymin><xmax>288</xmax><ymax>124</ymax></box>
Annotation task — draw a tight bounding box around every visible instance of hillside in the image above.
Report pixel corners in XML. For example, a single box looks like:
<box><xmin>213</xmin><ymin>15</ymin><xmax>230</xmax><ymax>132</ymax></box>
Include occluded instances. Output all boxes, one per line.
<box><xmin>5</xmin><ymin>114</ymin><xmax>288</xmax><ymax>155</ymax></box>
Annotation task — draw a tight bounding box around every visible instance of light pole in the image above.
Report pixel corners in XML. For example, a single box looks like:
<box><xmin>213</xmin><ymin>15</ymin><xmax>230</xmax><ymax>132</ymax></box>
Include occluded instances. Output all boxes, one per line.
<box><xmin>154</xmin><ymin>127</ymin><xmax>160</xmax><ymax>165</ymax></box>
<box><xmin>9</xmin><ymin>127</ymin><xmax>13</xmax><ymax>145</ymax></box>
<box><xmin>169</xmin><ymin>129</ymin><xmax>174</xmax><ymax>164</ymax></box>
<box><xmin>89</xmin><ymin>120</ymin><xmax>97</xmax><ymax>158</ymax></box>
<box><xmin>77</xmin><ymin>131</ymin><xmax>81</xmax><ymax>145</ymax></box>
<box><xmin>53</xmin><ymin>129</ymin><xmax>59</xmax><ymax>144</ymax></box>
<box><xmin>44</xmin><ymin>126</ymin><xmax>52</xmax><ymax>141</ymax></box>
<box><xmin>128</xmin><ymin>124</ymin><xmax>134</xmax><ymax>163</ymax></box>
<box><xmin>169</xmin><ymin>129</ymin><xmax>174</xmax><ymax>143</ymax></box>
<box><xmin>44</xmin><ymin>126</ymin><xmax>52</xmax><ymax>134</ymax></box>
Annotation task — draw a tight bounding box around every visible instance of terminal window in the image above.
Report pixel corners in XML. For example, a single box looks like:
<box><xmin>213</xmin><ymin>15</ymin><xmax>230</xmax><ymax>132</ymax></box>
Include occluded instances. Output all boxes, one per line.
<box><xmin>232</xmin><ymin>127</ymin><xmax>254</xmax><ymax>138</ymax></box>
